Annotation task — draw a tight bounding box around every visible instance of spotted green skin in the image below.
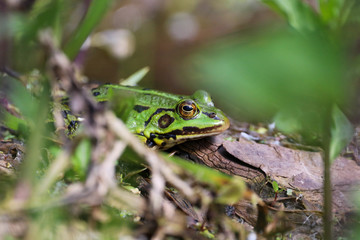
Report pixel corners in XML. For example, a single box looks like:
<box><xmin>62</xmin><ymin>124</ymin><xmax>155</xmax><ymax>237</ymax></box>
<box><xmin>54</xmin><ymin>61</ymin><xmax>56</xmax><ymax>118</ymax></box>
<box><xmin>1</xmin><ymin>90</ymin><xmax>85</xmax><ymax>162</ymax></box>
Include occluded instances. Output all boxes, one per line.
<box><xmin>66</xmin><ymin>85</ymin><xmax>230</xmax><ymax>150</ymax></box>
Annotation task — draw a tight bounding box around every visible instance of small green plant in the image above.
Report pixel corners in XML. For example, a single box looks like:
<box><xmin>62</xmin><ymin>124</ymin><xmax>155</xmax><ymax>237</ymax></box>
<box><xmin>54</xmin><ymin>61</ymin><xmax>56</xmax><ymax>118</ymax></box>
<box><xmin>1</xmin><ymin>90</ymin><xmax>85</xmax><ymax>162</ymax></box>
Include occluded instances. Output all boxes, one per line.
<box><xmin>271</xmin><ymin>180</ymin><xmax>284</xmax><ymax>202</ymax></box>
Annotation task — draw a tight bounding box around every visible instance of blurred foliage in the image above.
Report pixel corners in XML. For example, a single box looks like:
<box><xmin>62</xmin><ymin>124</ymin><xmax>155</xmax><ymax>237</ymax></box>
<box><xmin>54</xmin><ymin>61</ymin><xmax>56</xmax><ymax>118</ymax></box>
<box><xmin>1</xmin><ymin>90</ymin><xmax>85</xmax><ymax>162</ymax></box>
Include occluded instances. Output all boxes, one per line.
<box><xmin>187</xmin><ymin>1</ymin><xmax>356</xmax><ymax>131</ymax></box>
<box><xmin>188</xmin><ymin>29</ymin><xmax>354</xmax><ymax>149</ymax></box>
<box><xmin>63</xmin><ymin>0</ymin><xmax>113</xmax><ymax>60</ymax></box>
<box><xmin>0</xmin><ymin>0</ymin><xmax>360</xmax><ymax>239</ymax></box>
<box><xmin>329</xmin><ymin>105</ymin><xmax>353</xmax><ymax>161</ymax></box>
<box><xmin>184</xmin><ymin>0</ymin><xmax>359</xmax><ymax>238</ymax></box>
<box><xmin>262</xmin><ymin>0</ymin><xmax>324</xmax><ymax>32</ymax></box>
<box><xmin>189</xmin><ymin>30</ymin><xmax>345</xmax><ymax>118</ymax></box>
<box><xmin>70</xmin><ymin>139</ymin><xmax>91</xmax><ymax>180</ymax></box>
<box><xmin>166</xmin><ymin>154</ymin><xmax>247</xmax><ymax>205</ymax></box>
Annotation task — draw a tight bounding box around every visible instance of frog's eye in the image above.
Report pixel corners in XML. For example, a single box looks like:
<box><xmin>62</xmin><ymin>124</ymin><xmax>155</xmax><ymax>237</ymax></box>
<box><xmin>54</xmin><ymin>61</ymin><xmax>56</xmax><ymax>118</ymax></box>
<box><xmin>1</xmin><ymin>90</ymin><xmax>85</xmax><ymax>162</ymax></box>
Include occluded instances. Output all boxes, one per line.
<box><xmin>177</xmin><ymin>100</ymin><xmax>198</xmax><ymax>119</ymax></box>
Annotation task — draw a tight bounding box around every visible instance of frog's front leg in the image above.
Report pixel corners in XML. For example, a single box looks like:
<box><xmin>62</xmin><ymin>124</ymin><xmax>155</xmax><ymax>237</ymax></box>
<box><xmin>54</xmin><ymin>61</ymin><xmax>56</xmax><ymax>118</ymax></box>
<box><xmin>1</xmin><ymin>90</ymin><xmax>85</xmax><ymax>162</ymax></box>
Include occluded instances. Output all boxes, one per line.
<box><xmin>136</xmin><ymin>133</ymin><xmax>157</xmax><ymax>148</ymax></box>
<box><xmin>62</xmin><ymin>110</ymin><xmax>80</xmax><ymax>137</ymax></box>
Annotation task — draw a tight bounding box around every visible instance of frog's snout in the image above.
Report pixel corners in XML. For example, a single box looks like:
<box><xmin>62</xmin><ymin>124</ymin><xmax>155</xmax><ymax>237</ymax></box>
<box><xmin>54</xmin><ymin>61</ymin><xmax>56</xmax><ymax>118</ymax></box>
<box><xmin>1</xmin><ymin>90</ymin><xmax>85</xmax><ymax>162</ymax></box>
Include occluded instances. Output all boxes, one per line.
<box><xmin>222</xmin><ymin>115</ymin><xmax>230</xmax><ymax>131</ymax></box>
<box><xmin>212</xmin><ymin>110</ymin><xmax>230</xmax><ymax>132</ymax></box>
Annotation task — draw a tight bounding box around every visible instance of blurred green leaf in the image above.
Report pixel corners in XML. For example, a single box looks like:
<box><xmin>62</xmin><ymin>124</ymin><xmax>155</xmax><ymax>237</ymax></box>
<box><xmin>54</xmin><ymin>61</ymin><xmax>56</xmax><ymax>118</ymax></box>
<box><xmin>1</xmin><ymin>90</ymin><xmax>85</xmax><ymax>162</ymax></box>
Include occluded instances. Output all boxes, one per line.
<box><xmin>320</xmin><ymin>0</ymin><xmax>342</xmax><ymax>22</ymax></box>
<box><xmin>261</xmin><ymin>0</ymin><xmax>324</xmax><ymax>33</ymax></box>
<box><xmin>9</xmin><ymin>80</ymin><xmax>38</xmax><ymax>121</ymax></box>
<box><xmin>48</xmin><ymin>145</ymin><xmax>62</xmax><ymax>162</ymax></box>
<box><xmin>1</xmin><ymin>79</ymin><xmax>40</xmax><ymax>137</ymax></box>
<box><xmin>329</xmin><ymin>105</ymin><xmax>353</xmax><ymax>162</ymax></box>
<box><xmin>200</xmin><ymin>229</ymin><xmax>215</xmax><ymax>239</ymax></box>
<box><xmin>21</xmin><ymin>88</ymin><xmax>50</xmax><ymax>185</ymax></box>
<box><xmin>189</xmin><ymin>30</ymin><xmax>349</xmax><ymax>144</ymax></box>
<box><xmin>120</xmin><ymin>67</ymin><xmax>150</xmax><ymax>86</ymax></box>
<box><xmin>319</xmin><ymin>0</ymin><xmax>354</xmax><ymax>28</ymax></box>
<box><xmin>274</xmin><ymin>107</ymin><xmax>323</xmax><ymax>145</ymax></box>
<box><xmin>18</xmin><ymin>0</ymin><xmax>64</xmax><ymax>44</ymax></box>
<box><xmin>189</xmin><ymin>29</ymin><xmax>346</xmax><ymax>127</ymax></box>
<box><xmin>64</xmin><ymin>0</ymin><xmax>113</xmax><ymax>60</ymax></box>
<box><xmin>216</xmin><ymin>177</ymin><xmax>246</xmax><ymax>204</ymax></box>
<box><xmin>166</xmin><ymin>155</ymin><xmax>246</xmax><ymax>204</ymax></box>
<box><xmin>71</xmin><ymin>139</ymin><xmax>91</xmax><ymax>179</ymax></box>
<box><xmin>167</xmin><ymin>154</ymin><xmax>231</xmax><ymax>189</ymax></box>
<box><xmin>2</xmin><ymin>111</ymin><xmax>27</xmax><ymax>133</ymax></box>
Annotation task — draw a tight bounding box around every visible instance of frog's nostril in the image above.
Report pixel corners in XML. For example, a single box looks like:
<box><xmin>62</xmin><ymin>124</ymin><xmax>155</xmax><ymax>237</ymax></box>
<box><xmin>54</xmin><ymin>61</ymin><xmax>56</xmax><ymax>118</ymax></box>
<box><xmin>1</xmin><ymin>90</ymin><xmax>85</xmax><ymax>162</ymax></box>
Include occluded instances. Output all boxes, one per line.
<box><xmin>209</xmin><ymin>112</ymin><xmax>216</xmax><ymax>118</ymax></box>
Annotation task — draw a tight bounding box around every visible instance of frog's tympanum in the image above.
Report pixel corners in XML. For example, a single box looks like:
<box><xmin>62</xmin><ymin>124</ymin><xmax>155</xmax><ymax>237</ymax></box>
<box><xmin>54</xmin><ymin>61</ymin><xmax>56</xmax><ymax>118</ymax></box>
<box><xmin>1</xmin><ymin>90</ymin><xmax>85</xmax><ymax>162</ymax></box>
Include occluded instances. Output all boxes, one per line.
<box><xmin>63</xmin><ymin>85</ymin><xmax>230</xmax><ymax>150</ymax></box>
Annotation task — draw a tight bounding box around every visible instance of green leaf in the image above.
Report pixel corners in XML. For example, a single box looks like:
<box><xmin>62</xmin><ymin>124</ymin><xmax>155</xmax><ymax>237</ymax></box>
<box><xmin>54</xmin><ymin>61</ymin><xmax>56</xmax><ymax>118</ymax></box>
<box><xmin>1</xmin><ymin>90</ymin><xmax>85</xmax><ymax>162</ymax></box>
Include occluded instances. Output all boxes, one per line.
<box><xmin>2</xmin><ymin>78</ymin><xmax>42</xmax><ymax>137</ymax></box>
<box><xmin>216</xmin><ymin>176</ymin><xmax>247</xmax><ymax>204</ymax></box>
<box><xmin>272</xmin><ymin>181</ymin><xmax>279</xmax><ymax>193</ymax></box>
<box><xmin>329</xmin><ymin>105</ymin><xmax>353</xmax><ymax>162</ymax></box>
<box><xmin>319</xmin><ymin>0</ymin><xmax>353</xmax><ymax>28</ymax></box>
<box><xmin>263</xmin><ymin>0</ymin><xmax>354</xmax><ymax>31</ymax></box>
<box><xmin>18</xmin><ymin>0</ymin><xmax>64</xmax><ymax>45</ymax></box>
<box><xmin>188</xmin><ymin>29</ymin><xmax>346</xmax><ymax>128</ymax></box>
<box><xmin>71</xmin><ymin>139</ymin><xmax>91</xmax><ymax>179</ymax></box>
<box><xmin>64</xmin><ymin>0</ymin><xmax>113</xmax><ymax>60</ymax></box>
<box><xmin>120</xmin><ymin>67</ymin><xmax>150</xmax><ymax>86</ymax></box>
<box><xmin>261</xmin><ymin>0</ymin><xmax>324</xmax><ymax>33</ymax></box>
<box><xmin>166</xmin><ymin>155</ymin><xmax>246</xmax><ymax>204</ymax></box>
<box><xmin>2</xmin><ymin>111</ymin><xmax>28</xmax><ymax>132</ymax></box>
<box><xmin>274</xmin><ymin>107</ymin><xmax>324</xmax><ymax>145</ymax></box>
<box><xmin>9</xmin><ymin>80</ymin><xmax>38</xmax><ymax>121</ymax></box>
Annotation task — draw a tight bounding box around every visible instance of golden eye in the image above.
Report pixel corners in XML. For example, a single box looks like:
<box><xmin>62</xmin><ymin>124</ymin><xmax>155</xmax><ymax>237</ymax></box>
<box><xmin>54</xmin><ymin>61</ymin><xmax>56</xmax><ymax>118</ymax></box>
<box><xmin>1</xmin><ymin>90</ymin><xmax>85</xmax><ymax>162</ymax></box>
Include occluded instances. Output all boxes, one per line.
<box><xmin>177</xmin><ymin>100</ymin><xmax>198</xmax><ymax>119</ymax></box>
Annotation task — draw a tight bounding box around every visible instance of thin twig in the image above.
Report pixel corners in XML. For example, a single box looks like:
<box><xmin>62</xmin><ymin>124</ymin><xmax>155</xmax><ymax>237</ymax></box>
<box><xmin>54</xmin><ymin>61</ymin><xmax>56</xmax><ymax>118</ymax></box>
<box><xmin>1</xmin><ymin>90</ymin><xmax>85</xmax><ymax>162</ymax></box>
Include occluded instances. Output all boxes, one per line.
<box><xmin>33</xmin><ymin>151</ymin><xmax>70</xmax><ymax>197</ymax></box>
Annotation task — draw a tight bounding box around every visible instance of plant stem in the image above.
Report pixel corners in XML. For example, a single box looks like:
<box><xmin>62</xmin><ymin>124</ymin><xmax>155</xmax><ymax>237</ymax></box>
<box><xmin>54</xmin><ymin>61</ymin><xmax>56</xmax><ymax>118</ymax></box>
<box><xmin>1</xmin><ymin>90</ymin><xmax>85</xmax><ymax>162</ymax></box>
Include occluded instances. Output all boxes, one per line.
<box><xmin>323</xmin><ymin>145</ymin><xmax>332</xmax><ymax>239</ymax></box>
<box><xmin>323</xmin><ymin>109</ymin><xmax>333</xmax><ymax>239</ymax></box>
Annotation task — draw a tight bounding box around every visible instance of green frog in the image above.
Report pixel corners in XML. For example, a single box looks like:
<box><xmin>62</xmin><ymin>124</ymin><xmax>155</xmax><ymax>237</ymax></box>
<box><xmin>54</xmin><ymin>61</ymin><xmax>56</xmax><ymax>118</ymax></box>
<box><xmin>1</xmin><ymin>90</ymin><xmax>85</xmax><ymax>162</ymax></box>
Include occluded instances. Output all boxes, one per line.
<box><xmin>63</xmin><ymin>84</ymin><xmax>230</xmax><ymax>150</ymax></box>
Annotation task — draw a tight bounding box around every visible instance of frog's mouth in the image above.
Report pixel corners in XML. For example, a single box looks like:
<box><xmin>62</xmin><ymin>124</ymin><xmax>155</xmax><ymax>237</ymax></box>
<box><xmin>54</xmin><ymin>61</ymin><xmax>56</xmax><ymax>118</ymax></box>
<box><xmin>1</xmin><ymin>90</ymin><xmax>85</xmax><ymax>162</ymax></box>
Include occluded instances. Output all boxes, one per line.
<box><xmin>159</xmin><ymin>118</ymin><xmax>230</xmax><ymax>141</ymax></box>
<box><xmin>149</xmin><ymin>117</ymin><xmax>230</xmax><ymax>150</ymax></box>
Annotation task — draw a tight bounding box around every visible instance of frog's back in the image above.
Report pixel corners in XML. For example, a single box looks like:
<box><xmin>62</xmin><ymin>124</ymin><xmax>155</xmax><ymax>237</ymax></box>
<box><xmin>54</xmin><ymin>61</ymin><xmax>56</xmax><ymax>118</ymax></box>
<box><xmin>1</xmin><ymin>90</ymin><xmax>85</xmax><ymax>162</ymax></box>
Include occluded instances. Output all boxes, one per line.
<box><xmin>93</xmin><ymin>85</ymin><xmax>182</xmax><ymax>130</ymax></box>
<box><xmin>94</xmin><ymin>85</ymin><xmax>182</xmax><ymax>104</ymax></box>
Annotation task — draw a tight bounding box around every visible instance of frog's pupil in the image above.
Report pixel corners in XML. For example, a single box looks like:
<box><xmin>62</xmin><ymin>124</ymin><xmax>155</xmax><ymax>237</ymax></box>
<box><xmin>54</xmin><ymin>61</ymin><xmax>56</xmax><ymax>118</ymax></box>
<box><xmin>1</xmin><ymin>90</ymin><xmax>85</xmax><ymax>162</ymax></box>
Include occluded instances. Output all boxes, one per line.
<box><xmin>183</xmin><ymin>105</ymin><xmax>193</xmax><ymax>111</ymax></box>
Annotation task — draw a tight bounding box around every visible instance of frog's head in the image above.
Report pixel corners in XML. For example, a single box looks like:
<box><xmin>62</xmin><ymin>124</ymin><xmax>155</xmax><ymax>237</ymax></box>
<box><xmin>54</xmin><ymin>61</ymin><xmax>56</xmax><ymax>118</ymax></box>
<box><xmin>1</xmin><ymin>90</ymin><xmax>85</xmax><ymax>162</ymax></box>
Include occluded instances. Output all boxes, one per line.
<box><xmin>144</xmin><ymin>90</ymin><xmax>230</xmax><ymax>149</ymax></box>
